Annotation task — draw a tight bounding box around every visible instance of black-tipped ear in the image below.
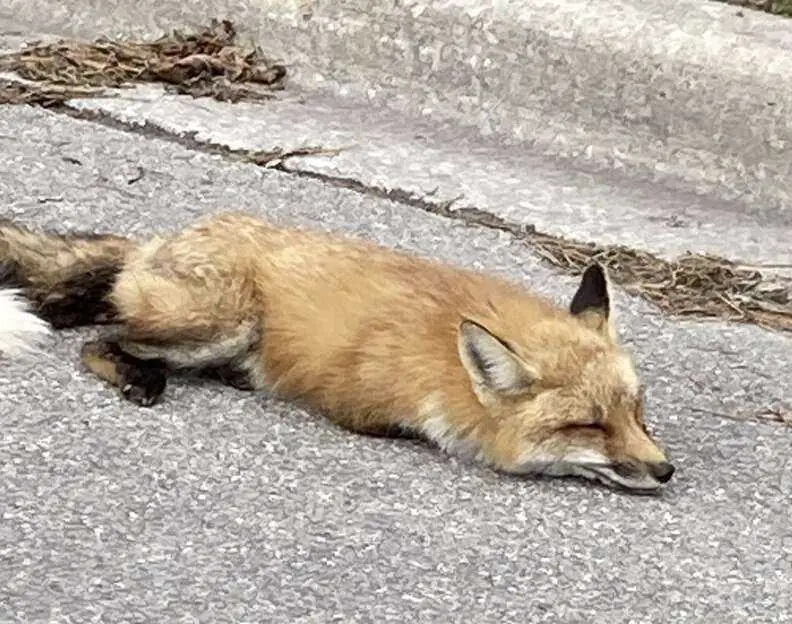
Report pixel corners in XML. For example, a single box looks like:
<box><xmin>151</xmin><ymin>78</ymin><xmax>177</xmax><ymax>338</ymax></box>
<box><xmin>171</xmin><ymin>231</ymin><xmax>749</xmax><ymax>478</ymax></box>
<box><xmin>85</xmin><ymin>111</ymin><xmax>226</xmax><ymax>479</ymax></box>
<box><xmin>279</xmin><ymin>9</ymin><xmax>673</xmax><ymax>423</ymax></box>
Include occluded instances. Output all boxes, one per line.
<box><xmin>570</xmin><ymin>263</ymin><xmax>610</xmax><ymax>319</ymax></box>
<box><xmin>569</xmin><ymin>263</ymin><xmax>614</xmax><ymax>337</ymax></box>
<box><xmin>457</xmin><ymin>319</ymin><xmax>538</xmax><ymax>398</ymax></box>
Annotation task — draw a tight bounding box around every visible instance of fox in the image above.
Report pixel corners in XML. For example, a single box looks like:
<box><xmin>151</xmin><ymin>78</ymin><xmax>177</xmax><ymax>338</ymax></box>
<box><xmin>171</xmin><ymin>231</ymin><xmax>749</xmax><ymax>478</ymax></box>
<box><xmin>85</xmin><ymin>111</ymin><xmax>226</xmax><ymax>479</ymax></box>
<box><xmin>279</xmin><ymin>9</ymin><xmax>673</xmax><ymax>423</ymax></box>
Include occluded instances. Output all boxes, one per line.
<box><xmin>0</xmin><ymin>212</ymin><xmax>675</xmax><ymax>492</ymax></box>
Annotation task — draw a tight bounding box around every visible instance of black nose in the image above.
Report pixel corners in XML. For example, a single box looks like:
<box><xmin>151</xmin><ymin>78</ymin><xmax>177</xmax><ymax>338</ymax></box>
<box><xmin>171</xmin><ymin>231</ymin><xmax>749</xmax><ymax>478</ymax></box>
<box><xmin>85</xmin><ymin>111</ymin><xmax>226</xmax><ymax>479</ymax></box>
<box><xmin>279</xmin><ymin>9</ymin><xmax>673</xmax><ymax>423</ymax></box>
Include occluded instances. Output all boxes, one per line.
<box><xmin>649</xmin><ymin>461</ymin><xmax>675</xmax><ymax>483</ymax></box>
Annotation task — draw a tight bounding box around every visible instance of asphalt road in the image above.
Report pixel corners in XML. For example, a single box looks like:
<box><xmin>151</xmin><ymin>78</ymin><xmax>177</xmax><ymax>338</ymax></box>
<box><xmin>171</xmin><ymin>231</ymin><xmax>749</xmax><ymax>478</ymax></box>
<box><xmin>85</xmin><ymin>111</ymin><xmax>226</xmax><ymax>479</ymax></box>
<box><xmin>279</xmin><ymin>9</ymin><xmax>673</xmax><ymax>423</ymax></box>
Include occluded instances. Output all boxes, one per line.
<box><xmin>1</xmin><ymin>100</ymin><xmax>791</xmax><ymax>623</ymax></box>
<box><xmin>74</xmin><ymin>85</ymin><xmax>792</xmax><ymax>269</ymax></box>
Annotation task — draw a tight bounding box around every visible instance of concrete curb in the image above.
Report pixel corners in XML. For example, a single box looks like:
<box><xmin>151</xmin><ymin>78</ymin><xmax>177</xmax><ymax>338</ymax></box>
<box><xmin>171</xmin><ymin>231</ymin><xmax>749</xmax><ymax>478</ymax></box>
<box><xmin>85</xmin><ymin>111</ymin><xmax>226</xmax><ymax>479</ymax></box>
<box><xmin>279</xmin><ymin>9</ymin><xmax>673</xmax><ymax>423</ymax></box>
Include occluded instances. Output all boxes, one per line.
<box><xmin>4</xmin><ymin>0</ymin><xmax>792</xmax><ymax>214</ymax></box>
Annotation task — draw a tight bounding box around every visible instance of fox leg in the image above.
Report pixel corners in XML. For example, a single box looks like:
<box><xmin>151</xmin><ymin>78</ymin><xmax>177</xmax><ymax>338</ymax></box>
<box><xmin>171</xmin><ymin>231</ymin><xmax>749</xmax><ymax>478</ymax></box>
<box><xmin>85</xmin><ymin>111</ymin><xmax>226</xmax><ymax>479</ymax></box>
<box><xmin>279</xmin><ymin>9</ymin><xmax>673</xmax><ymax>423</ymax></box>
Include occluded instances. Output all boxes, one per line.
<box><xmin>121</xmin><ymin>322</ymin><xmax>264</xmax><ymax>386</ymax></box>
<box><xmin>79</xmin><ymin>234</ymin><xmax>266</xmax><ymax>406</ymax></box>
<box><xmin>312</xmin><ymin>406</ymin><xmax>423</xmax><ymax>440</ymax></box>
<box><xmin>198</xmin><ymin>362</ymin><xmax>258</xmax><ymax>391</ymax></box>
<box><xmin>80</xmin><ymin>318</ymin><xmax>265</xmax><ymax>407</ymax></box>
<box><xmin>80</xmin><ymin>339</ymin><xmax>168</xmax><ymax>407</ymax></box>
<box><xmin>331</xmin><ymin>417</ymin><xmax>421</xmax><ymax>439</ymax></box>
<box><xmin>80</xmin><ymin>331</ymin><xmax>264</xmax><ymax>407</ymax></box>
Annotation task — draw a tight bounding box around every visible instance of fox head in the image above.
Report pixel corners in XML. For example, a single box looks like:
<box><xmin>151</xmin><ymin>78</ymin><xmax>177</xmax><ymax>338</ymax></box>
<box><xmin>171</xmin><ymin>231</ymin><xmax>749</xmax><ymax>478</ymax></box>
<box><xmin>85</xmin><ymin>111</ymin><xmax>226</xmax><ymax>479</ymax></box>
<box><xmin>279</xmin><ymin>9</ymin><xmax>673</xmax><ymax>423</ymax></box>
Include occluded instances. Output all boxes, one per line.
<box><xmin>457</xmin><ymin>263</ymin><xmax>674</xmax><ymax>493</ymax></box>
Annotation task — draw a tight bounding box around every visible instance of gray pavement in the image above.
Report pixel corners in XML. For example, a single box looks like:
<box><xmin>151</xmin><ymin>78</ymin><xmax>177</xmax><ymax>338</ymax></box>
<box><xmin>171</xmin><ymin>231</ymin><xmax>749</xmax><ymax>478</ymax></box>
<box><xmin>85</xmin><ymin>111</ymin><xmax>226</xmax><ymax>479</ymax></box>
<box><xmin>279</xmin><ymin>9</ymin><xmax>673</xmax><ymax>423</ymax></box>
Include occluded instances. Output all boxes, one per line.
<box><xmin>71</xmin><ymin>85</ymin><xmax>792</xmax><ymax>268</ymax></box>
<box><xmin>1</xmin><ymin>6</ymin><xmax>792</xmax><ymax>624</ymax></box>
<box><xmin>6</xmin><ymin>0</ymin><xmax>792</xmax><ymax>215</ymax></box>
<box><xmin>1</xmin><ymin>103</ymin><xmax>791</xmax><ymax>623</ymax></box>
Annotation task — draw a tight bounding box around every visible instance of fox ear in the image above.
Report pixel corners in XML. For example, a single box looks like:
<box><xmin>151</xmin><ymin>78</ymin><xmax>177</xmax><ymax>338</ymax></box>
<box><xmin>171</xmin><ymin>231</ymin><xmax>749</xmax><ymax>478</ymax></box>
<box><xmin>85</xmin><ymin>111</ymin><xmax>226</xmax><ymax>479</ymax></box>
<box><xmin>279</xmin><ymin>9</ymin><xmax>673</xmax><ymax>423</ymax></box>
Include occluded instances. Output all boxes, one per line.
<box><xmin>457</xmin><ymin>319</ymin><xmax>538</xmax><ymax>398</ymax></box>
<box><xmin>569</xmin><ymin>263</ymin><xmax>613</xmax><ymax>337</ymax></box>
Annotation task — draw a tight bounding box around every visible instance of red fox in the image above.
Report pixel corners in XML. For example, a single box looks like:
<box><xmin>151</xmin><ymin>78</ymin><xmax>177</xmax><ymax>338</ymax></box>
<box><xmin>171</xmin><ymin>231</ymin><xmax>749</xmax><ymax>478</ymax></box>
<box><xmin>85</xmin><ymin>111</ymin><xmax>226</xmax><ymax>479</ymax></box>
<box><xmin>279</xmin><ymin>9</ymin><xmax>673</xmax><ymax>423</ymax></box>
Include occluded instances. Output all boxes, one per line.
<box><xmin>0</xmin><ymin>212</ymin><xmax>674</xmax><ymax>491</ymax></box>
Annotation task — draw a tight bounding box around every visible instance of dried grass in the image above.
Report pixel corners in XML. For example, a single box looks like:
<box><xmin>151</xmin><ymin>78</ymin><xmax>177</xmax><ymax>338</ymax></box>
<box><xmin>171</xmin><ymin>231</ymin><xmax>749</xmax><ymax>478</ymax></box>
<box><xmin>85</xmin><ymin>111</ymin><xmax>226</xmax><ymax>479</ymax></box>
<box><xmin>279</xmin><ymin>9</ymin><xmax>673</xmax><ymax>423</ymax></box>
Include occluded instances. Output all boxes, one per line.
<box><xmin>529</xmin><ymin>235</ymin><xmax>792</xmax><ymax>332</ymax></box>
<box><xmin>0</xmin><ymin>19</ymin><xmax>286</xmax><ymax>104</ymax></box>
<box><xmin>0</xmin><ymin>78</ymin><xmax>104</xmax><ymax>107</ymax></box>
<box><xmin>719</xmin><ymin>0</ymin><xmax>792</xmax><ymax>17</ymax></box>
<box><xmin>425</xmin><ymin>204</ymin><xmax>792</xmax><ymax>333</ymax></box>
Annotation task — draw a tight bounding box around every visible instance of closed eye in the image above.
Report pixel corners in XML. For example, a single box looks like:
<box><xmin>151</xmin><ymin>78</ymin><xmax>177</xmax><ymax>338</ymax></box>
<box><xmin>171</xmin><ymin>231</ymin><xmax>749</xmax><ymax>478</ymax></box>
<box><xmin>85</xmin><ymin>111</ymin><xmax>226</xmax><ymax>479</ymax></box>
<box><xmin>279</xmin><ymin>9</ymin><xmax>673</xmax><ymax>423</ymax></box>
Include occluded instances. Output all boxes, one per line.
<box><xmin>557</xmin><ymin>406</ymin><xmax>607</xmax><ymax>433</ymax></box>
<box><xmin>580</xmin><ymin>405</ymin><xmax>607</xmax><ymax>431</ymax></box>
<box><xmin>579</xmin><ymin>422</ymin><xmax>607</xmax><ymax>431</ymax></box>
<box><xmin>559</xmin><ymin>421</ymin><xmax>607</xmax><ymax>432</ymax></box>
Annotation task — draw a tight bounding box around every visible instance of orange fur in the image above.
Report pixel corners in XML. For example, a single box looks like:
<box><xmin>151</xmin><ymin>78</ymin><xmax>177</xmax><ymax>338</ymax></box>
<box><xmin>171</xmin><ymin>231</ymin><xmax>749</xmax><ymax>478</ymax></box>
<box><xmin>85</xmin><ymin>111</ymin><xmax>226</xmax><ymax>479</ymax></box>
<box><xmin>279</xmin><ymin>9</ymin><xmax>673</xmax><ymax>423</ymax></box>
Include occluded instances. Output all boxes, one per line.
<box><xmin>1</xmin><ymin>212</ymin><xmax>674</xmax><ymax>491</ymax></box>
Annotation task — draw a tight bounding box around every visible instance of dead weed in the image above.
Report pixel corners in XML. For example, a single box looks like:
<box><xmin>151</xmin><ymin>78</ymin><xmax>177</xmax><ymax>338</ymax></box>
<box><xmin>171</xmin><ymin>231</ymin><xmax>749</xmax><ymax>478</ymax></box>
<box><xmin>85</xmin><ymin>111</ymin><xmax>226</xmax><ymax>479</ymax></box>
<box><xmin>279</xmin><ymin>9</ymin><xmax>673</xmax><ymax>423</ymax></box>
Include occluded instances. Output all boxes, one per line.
<box><xmin>0</xmin><ymin>19</ymin><xmax>286</xmax><ymax>105</ymax></box>
<box><xmin>426</xmin><ymin>203</ymin><xmax>792</xmax><ymax>333</ymax></box>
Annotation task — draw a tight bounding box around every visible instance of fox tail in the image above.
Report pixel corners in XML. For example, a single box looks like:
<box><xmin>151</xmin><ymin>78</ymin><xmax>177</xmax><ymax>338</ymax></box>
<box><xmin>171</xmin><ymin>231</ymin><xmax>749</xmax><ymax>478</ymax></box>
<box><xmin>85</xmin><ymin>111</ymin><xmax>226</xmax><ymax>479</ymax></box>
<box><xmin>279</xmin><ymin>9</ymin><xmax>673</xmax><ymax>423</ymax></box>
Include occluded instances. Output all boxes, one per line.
<box><xmin>0</xmin><ymin>288</ymin><xmax>53</xmax><ymax>358</ymax></box>
<box><xmin>0</xmin><ymin>219</ymin><xmax>137</xmax><ymax>358</ymax></box>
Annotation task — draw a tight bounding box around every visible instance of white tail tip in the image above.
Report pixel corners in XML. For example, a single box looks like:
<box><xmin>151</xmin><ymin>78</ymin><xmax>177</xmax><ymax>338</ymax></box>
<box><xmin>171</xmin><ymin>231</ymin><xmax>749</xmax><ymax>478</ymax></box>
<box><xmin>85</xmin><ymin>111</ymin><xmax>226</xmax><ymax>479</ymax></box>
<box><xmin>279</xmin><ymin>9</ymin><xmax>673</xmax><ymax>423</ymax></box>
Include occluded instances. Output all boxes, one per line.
<box><xmin>0</xmin><ymin>288</ymin><xmax>52</xmax><ymax>358</ymax></box>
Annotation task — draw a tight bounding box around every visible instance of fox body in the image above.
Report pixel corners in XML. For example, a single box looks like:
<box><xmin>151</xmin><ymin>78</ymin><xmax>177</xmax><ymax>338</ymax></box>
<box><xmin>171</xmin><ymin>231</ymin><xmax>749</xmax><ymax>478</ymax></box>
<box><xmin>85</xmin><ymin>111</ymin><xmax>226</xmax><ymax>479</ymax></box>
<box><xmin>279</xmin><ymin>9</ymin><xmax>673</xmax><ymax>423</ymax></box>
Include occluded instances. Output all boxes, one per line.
<box><xmin>0</xmin><ymin>213</ymin><xmax>674</xmax><ymax>491</ymax></box>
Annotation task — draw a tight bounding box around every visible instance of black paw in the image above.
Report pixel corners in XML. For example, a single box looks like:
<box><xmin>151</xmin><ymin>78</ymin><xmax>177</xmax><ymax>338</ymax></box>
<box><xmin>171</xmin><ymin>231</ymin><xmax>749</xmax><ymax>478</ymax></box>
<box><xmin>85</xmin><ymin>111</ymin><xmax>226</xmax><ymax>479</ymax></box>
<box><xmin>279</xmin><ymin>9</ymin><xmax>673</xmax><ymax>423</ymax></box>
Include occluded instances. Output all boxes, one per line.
<box><xmin>204</xmin><ymin>364</ymin><xmax>255</xmax><ymax>391</ymax></box>
<box><xmin>118</xmin><ymin>363</ymin><xmax>167</xmax><ymax>407</ymax></box>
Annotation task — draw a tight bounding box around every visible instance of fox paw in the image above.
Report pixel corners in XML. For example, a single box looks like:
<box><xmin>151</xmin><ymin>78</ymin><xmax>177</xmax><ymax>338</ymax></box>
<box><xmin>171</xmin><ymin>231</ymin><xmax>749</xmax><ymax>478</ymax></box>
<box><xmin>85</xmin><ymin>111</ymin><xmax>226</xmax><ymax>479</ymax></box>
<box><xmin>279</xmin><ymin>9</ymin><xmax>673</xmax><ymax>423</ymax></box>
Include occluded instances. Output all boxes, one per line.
<box><xmin>208</xmin><ymin>364</ymin><xmax>255</xmax><ymax>391</ymax></box>
<box><xmin>118</xmin><ymin>363</ymin><xmax>167</xmax><ymax>407</ymax></box>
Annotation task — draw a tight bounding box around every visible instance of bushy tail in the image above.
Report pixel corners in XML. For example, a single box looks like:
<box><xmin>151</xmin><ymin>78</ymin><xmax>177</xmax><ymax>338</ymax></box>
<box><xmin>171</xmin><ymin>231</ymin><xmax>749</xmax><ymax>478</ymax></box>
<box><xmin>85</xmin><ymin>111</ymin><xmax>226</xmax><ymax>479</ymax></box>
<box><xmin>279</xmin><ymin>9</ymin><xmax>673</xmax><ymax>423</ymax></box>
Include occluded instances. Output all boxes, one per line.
<box><xmin>0</xmin><ymin>220</ymin><xmax>137</xmax><ymax>333</ymax></box>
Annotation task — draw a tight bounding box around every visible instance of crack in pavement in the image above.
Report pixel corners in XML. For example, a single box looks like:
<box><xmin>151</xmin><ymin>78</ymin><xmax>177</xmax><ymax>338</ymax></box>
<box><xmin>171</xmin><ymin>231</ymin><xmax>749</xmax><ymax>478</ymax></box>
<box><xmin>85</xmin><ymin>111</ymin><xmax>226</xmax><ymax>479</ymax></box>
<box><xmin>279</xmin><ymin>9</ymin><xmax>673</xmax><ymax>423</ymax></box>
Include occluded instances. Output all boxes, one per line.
<box><xmin>30</xmin><ymin>104</ymin><xmax>792</xmax><ymax>342</ymax></box>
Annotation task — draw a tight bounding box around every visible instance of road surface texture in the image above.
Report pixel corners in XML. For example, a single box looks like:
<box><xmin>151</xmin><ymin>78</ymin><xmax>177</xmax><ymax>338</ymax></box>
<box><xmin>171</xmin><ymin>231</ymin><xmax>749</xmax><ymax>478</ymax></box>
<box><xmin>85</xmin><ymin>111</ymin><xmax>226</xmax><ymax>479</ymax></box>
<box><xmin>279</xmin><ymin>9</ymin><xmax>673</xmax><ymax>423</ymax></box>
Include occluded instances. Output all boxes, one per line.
<box><xmin>1</xmin><ymin>4</ymin><xmax>791</xmax><ymax>624</ymax></box>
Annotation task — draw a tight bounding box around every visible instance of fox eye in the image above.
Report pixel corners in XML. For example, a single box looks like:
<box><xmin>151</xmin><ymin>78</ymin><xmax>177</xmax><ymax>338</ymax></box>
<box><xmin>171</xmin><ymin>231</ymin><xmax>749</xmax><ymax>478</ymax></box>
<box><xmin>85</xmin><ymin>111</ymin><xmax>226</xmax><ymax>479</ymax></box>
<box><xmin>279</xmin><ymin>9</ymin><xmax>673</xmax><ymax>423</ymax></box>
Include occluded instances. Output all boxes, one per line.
<box><xmin>556</xmin><ymin>405</ymin><xmax>606</xmax><ymax>433</ymax></box>
<box><xmin>575</xmin><ymin>405</ymin><xmax>607</xmax><ymax>431</ymax></box>
<box><xmin>559</xmin><ymin>421</ymin><xmax>606</xmax><ymax>433</ymax></box>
